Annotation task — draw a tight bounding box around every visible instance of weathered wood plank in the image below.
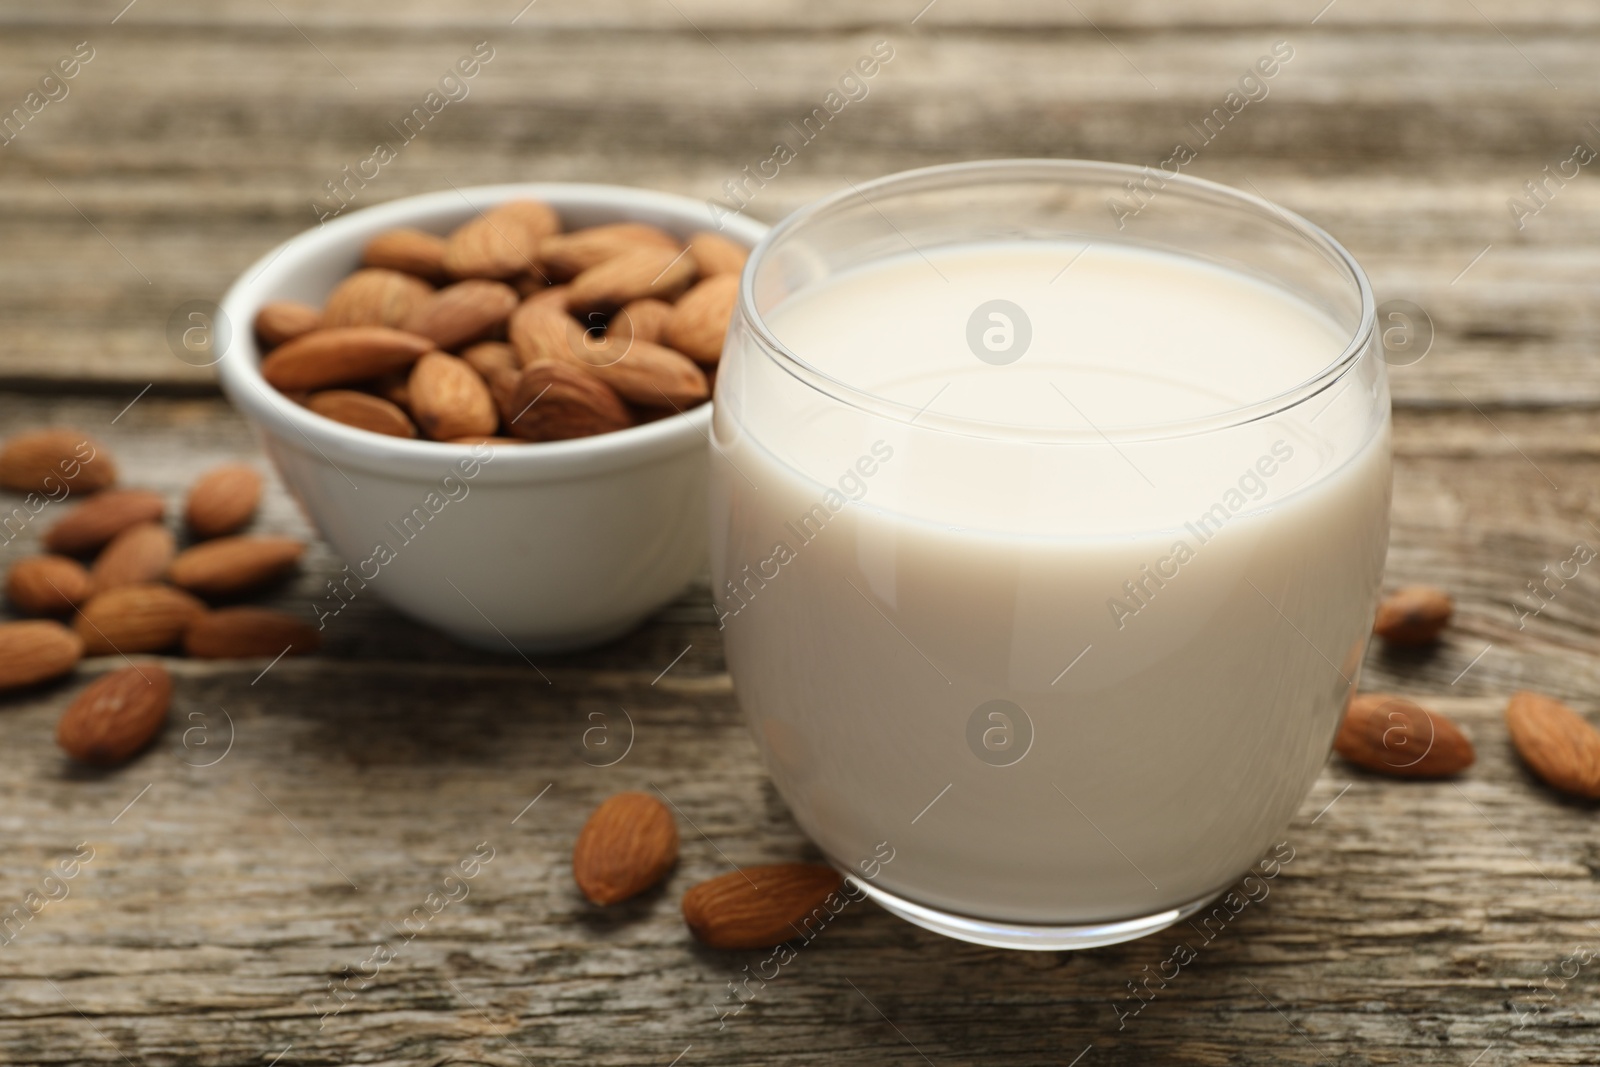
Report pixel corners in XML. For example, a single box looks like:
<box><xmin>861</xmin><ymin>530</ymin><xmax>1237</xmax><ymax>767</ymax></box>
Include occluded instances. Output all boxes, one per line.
<box><xmin>0</xmin><ymin>398</ymin><xmax>1596</xmax><ymax>1063</ymax></box>
<box><xmin>0</xmin><ymin>683</ymin><xmax>1592</xmax><ymax>1065</ymax></box>
<box><xmin>6</xmin><ymin>0</ymin><xmax>1600</xmax><ymax>31</ymax></box>
<box><xmin>2</xmin><ymin>27</ymin><xmax>1598</xmax><ymax>396</ymax></box>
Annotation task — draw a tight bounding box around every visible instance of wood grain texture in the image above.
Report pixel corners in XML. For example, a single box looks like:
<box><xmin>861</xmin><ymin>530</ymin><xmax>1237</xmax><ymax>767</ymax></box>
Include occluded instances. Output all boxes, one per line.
<box><xmin>2</xmin><ymin>1</ymin><xmax>1599</xmax><ymax>1063</ymax></box>
<box><xmin>0</xmin><ymin>387</ymin><xmax>1592</xmax><ymax>1067</ymax></box>
<box><xmin>1</xmin><ymin>21</ymin><xmax>1598</xmax><ymax>394</ymax></box>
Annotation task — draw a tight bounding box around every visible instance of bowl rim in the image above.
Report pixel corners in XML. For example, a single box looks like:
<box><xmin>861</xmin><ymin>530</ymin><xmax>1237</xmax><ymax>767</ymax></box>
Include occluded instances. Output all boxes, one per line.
<box><xmin>217</xmin><ymin>182</ymin><xmax>769</xmax><ymax>482</ymax></box>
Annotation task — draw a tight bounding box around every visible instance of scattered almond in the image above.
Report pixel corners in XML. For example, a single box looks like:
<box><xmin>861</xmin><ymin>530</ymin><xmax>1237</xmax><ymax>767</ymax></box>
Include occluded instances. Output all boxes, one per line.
<box><xmin>167</xmin><ymin>536</ymin><xmax>305</xmax><ymax>598</ymax></box>
<box><xmin>401</xmin><ymin>279</ymin><xmax>519</xmax><ymax>350</ymax></box>
<box><xmin>363</xmin><ymin>228</ymin><xmax>450</xmax><ymax>282</ymax></box>
<box><xmin>443</xmin><ymin>200</ymin><xmax>560</xmax><ymax>280</ymax></box>
<box><xmin>539</xmin><ymin>223</ymin><xmax>680</xmax><ymax>280</ymax></box>
<box><xmin>91</xmin><ymin>522</ymin><xmax>177</xmax><ymax>591</ymax></box>
<box><xmin>0</xmin><ymin>429</ymin><xmax>116</xmax><ymax>494</ymax></box>
<box><xmin>1334</xmin><ymin>693</ymin><xmax>1474</xmax><ymax>778</ymax></box>
<box><xmin>0</xmin><ymin>619</ymin><xmax>84</xmax><ymax>689</ymax></box>
<box><xmin>322</xmin><ymin>268</ymin><xmax>435</xmax><ymax>329</ymax></box>
<box><xmin>254</xmin><ymin>301</ymin><xmax>323</xmax><ymax>348</ymax></box>
<box><xmin>260</xmin><ymin>327</ymin><xmax>434</xmax><ymax>392</ymax></box>
<box><xmin>663</xmin><ymin>274</ymin><xmax>738</xmax><ymax>365</ymax></box>
<box><xmin>681</xmin><ymin>864</ymin><xmax>845</xmax><ymax>950</ymax></box>
<box><xmin>688</xmin><ymin>230</ymin><xmax>749</xmax><ymax>276</ymax></box>
<box><xmin>572</xmin><ymin>792</ymin><xmax>679</xmax><ymax>905</ymax></box>
<box><xmin>568</xmin><ymin>246</ymin><xmax>697</xmax><ymax>314</ymax></box>
<box><xmin>1373</xmin><ymin>586</ymin><xmax>1452</xmax><ymax>645</ymax></box>
<box><xmin>308</xmin><ymin>389</ymin><xmax>418</xmax><ymax>438</ymax></box>
<box><xmin>75</xmin><ymin>584</ymin><xmax>204</xmax><ymax>655</ymax></box>
<box><xmin>1505</xmin><ymin>690</ymin><xmax>1600</xmax><ymax>799</ymax></box>
<box><xmin>43</xmin><ymin>488</ymin><xmax>165</xmax><ymax>556</ymax></box>
<box><xmin>502</xmin><ymin>363</ymin><xmax>633</xmax><ymax>442</ymax></box>
<box><xmin>56</xmin><ymin>663</ymin><xmax>171</xmax><ymax>766</ymax></box>
<box><xmin>6</xmin><ymin>556</ymin><xmax>93</xmax><ymax>616</ymax></box>
<box><xmin>408</xmin><ymin>352</ymin><xmax>498</xmax><ymax>441</ymax></box>
<box><xmin>185</xmin><ymin>464</ymin><xmax>262</xmax><ymax>539</ymax></box>
<box><xmin>183</xmin><ymin>607</ymin><xmax>321</xmax><ymax>659</ymax></box>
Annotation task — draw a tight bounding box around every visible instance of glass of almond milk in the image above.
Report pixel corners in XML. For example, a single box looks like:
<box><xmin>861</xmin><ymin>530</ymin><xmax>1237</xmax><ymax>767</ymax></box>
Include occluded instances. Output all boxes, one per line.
<box><xmin>709</xmin><ymin>160</ymin><xmax>1390</xmax><ymax>950</ymax></box>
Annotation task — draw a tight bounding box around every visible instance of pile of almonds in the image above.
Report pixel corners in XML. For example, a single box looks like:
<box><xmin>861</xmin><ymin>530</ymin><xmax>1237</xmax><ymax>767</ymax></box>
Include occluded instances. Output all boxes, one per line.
<box><xmin>1337</xmin><ymin>584</ymin><xmax>1600</xmax><ymax>799</ymax></box>
<box><xmin>254</xmin><ymin>203</ymin><xmax>747</xmax><ymax>444</ymax></box>
<box><xmin>573</xmin><ymin>792</ymin><xmax>846</xmax><ymax>950</ymax></box>
<box><xmin>0</xmin><ymin>428</ymin><xmax>317</xmax><ymax>765</ymax></box>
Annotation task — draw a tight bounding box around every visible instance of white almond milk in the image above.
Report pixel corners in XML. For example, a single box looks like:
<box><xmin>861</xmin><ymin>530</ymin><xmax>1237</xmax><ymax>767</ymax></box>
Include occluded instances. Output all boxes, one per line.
<box><xmin>710</xmin><ymin>241</ymin><xmax>1390</xmax><ymax>924</ymax></box>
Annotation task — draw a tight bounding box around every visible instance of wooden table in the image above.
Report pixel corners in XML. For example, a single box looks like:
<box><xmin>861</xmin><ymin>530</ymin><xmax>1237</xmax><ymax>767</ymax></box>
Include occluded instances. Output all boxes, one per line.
<box><xmin>3</xmin><ymin>2</ymin><xmax>1598</xmax><ymax>1063</ymax></box>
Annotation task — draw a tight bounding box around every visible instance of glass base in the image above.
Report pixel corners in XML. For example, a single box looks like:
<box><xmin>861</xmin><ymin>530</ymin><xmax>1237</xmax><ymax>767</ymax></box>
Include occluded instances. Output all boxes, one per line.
<box><xmin>846</xmin><ymin>875</ymin><xmax>1223</xmax><ymax>951</ymax></box>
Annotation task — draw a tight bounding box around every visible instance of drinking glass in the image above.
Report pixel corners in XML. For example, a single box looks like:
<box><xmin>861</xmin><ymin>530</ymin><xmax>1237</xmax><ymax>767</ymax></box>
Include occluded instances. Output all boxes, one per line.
<box><xmin>709</xmin><ymin>160</ymin><xmax>1389</xmax><ymax>950</ymax></box>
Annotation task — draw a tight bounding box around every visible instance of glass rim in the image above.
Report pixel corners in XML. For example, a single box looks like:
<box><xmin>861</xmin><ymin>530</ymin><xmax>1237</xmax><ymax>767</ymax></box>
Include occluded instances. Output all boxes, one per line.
<box><xmin>736</xmin><ymin>158</ymin><xmax>1378</xmax><ymax>444</ymax></box>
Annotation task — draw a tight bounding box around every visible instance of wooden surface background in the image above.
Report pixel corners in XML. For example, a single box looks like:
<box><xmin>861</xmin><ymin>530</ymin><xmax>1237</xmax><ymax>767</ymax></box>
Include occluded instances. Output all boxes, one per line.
<box><xmin>3</xmin><ymin>2</ymin><xmax>1600</xmax><ymax>1064</ymax></box>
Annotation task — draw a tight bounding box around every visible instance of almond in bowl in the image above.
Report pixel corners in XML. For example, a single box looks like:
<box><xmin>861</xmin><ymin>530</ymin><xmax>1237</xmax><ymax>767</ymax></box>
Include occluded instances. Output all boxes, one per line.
<box><xmin>218</xmin><ymin>184</ymin><xmax>766</xmax><ymax>653</ymax></box>
<box><xmin>250</xmin><ymin>201</ymin><xmax>744</xmax><ymax>447</ymax></box>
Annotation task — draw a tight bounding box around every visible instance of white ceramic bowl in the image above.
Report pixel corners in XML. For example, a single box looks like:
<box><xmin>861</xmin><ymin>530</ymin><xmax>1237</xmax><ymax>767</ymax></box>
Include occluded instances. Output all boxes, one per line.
<box><xmin>218</xmin><ymin>184</ymin><xmax>767</xmax><ymax>653</ymax></box>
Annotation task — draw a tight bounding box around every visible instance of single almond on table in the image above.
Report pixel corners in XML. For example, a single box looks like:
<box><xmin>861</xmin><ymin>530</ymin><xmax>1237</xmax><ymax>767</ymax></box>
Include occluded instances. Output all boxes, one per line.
<box><xmin>1373</xmin><ymin>586</ymin><xmax>1452</xmax><ymax>645</ymax></box>
<box><xmin>1334</xmin><ymin>693</ymin><xmax>1474</xmax><ymax>778</ymax></box>
<box><xmin>185</xmin><ymin>463</ymin><xmax>262</xmax><ymax>539</ymax></box>
<box><xmin>56</xmin><ymin>663</ymin><xmax>172</xmax><ymax>766</ymax></box>
<box><xmin>681</xmin><ymin>864</ymin><xmax>845</xmax><ymax>950</ymax></box>
<box><xmin>363</xmin><ymin>228</ymin><xmax>450</xmax><ymax>282</ymax></box>
<box><xmin>663</xmin><ymin>274</ymin><xmax>738</xmax><ymax>365</ymax></box>
<box><xmin>509</xmin><ymin>301</ymin><xmax>586</xmax><ymax>369</ymax></box>
<box><xmin>184</xmin><ymin>607</ymin><xmax>321</xmax><ymax>659</ymax></box>
<box><xmin>503</xmin><ymin>363</ymin><xmax>633</xmax><ymax>441</ymax></box>
<box><xmin>75</xmin><ymin>584</ymin><xmax>204</xmax><ymax>655</ymax></box>
<box><xmin>579</xmin><ymin>339</ymin><xmax>709</xmax><ymax>408</ymax></box>
<box><xmin>461</xmin><ymin>341</ymin><xmax>519</xmax><ymax>381</ymax></box>
<box><xmin>615</xmin><ymin>298</ymin><xmax>676</xmax><ymax>347</ymax></box>
<box><xmin>307</xmin><ymin>390</ymin><xmax>417</xmax><ymax>438</ymax></box>
<box><xmin>167</xmin><ymin>535</ymin><xmax>305</xmax><ymax>598</ymax></box>
<box><xmin>688</xmin><ymin>230</ymin><xmax>749</xmax><ymax>276</ymax></box>
<box><xmin>43</xmin><ymin>488</ymin><xmax>165</xmax><ymax>556</ymax></box>
<box><xmin>91</xmin><ymin>522</ymin><xmax>177</xmax><ymax>592</ymax></box>
<box><xmin>1505</xmin><ymin>690</ymin><xmax>1600</xmax><ymax>799</ymax></box>
<box><xmin>567</xmin><ymin>246</ymin><xmax>697</xmax><ymax>314</ymax></box>
<box><xmin>0</xmin><ymin>620</ymin><xmax>84</xmax><ymax>689</ymax></box>
<box><xmin>6</xmin><ymin>556</ymin><xmax>93</xmax><ymax>616</ymax></box>
<box><xmin>572</xmin><ymin>792</ymin><xmax>679</xmax><ymax>905</ymax></box>
<box><xmin>0</xmin><ymin>429</ymin><xmax>116</xmax><ymax>494</ymax></box>
<box><xmin>539</xmin><ymin>223</ymin><xmax>680</xmax><ymax>280</ymax></box>
<box><xmin>408</xmin><ymin>352</ymin><xmax>498</xmax><ymax>441</ymax></box>
<box><xmin>401</xmin><ymin>279</ymin><xmax>520</xmax><ymax>350</ymax></box>
<box><xmin>260</xmin><ymin>327</ymin><xmax>434</xmax><ymax>392</ymax></box>
<box><xmin>443</xmin><ymin>200</ymin><xmax>560</xmax><ymax>280</ymax></box>
<box><xmin>254</xmin><ymin>301</ymin><xmax>323</xmax><ymax>348</ymax></box>
<box><xmin>322</xmin><ymin>268</ymin><xmax>435</xmax><ymax>329</ymax></box>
